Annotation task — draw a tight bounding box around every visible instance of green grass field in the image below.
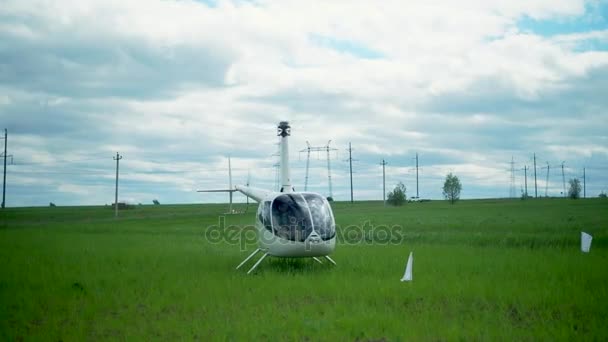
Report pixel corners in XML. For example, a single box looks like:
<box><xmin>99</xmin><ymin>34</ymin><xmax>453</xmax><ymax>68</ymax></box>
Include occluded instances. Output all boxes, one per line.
<box><xmin>1</xmin><ymin>198</ymin><xmax>607</xmax><ymax>341</ymax></box>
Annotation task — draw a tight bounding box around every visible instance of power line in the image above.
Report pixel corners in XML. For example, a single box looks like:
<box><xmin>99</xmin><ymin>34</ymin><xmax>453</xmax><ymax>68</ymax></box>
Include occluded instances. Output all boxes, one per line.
<box><xmin>15</xmin><ymin>156</ymin><xmax>108</xmax><ymax>166</ymax></box>
<box><xmin>9</xmin><ymin>163</ymin><xmax>345</xmax><ymax>176</ymax></box>
<box><xmin>6</xmin><ymin>145</ymin><xmax>608</xmax><ymax>204</ymax></box>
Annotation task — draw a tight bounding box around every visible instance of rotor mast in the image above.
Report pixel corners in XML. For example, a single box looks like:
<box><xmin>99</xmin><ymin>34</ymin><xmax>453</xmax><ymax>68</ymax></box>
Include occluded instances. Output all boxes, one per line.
<box><xmin>278</xmin><ymin>121</ymin><xmax>293</xmax><ymax>193</ymax></box>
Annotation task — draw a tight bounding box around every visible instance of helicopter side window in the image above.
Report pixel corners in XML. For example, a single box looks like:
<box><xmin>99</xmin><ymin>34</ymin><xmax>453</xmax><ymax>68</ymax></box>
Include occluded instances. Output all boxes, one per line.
<box><xmin>303</xmin><ymin>193</ymin><xmax>336</xmax><ymax>240</ymax></box>
<box><xmin>258</xmin><ymin>201</ymin><xmax>272</xmax><ymax>233</ymax></box>
<box><xmin>263</xmin><ymin>201</ymin><xmax>272</xmax><ymax>232</ymax></box>
<box><xmin>271</xmin><ymin>194</ymin><xmax>313</xmax><ymax>242</ymax></box>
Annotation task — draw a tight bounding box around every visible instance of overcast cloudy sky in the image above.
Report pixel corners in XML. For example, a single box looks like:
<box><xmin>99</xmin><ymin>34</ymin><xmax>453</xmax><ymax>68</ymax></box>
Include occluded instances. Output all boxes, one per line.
<box><xmin>1</xmin><ymin>0</ymin><xmax>607</xmax><ymax>207</ymax></box>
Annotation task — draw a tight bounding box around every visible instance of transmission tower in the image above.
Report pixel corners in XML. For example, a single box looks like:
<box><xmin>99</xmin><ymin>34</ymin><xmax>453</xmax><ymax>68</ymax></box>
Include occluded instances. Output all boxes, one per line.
<box><xmin>509</xmin><ymin>156</ymin><xmax>516</xmax><ymax>198</ymax></box>
<box><xmin>299</xmin><ymin>140</ymin><xmax>337</xmax><ymax>197</ymax></box>
<box><xmin>302</xmin><ymin>142</ymin><xmax>311</xmax><ymax>190</ymax></box>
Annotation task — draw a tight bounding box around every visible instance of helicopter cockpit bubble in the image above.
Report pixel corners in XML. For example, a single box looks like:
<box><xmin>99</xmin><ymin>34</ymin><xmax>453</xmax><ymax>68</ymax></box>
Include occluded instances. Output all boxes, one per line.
<box><xmin>270</xmin><ymin>193</ymin><xmax>336</xmax><ymax>242</ymax></box>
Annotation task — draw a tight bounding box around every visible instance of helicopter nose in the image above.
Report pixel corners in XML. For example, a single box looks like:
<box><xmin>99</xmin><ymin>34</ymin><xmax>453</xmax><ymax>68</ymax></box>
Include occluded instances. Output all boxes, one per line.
<box><xmin>306</xmin><ymin>231</ymin><xmax>322</xmax><ymax>244</ymax></box>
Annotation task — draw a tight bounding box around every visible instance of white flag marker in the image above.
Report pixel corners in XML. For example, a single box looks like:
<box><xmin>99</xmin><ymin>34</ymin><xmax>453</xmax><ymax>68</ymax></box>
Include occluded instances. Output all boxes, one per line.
<box><xmin>401</xmin><ymin>252</ymin><xmax>413</xmax><ymax>282</ymax></box>
<box><xmin>581</xmin><ymin>232</ymin><xmax>593</xmax><ymax>253</ymax></box>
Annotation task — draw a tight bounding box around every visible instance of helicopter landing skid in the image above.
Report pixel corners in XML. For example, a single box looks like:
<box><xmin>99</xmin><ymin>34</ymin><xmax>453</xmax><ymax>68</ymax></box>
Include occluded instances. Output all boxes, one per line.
<box><xmin>313</xmin><ymin>256</ymin><xmax>337</xmax><ymax>266</ymax></box>
<box><xmin>236</xmin><ymin>248</ymin><xmax>261</xmax><ymax>270</ymax></box>
<box><xmin>236</xmin><ymin>249</ymin><xmax>337</xmax><ymax>274</ymax></box>
<box><xmin>235</xmin><ymin>248</ymin><xmax>270</xmax><ymax>274</ymax></box>
<box><xmin>324</xmin><ymin>255</ymin><xmax>337</xmax><ymax>265</ymax></box>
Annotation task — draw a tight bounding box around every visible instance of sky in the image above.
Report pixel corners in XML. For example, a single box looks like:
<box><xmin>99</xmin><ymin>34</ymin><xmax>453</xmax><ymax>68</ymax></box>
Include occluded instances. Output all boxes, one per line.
<box><xmin>1</xmin><ymin>0</ymin><xmax>607</xmax><ymax>207</ymax></box>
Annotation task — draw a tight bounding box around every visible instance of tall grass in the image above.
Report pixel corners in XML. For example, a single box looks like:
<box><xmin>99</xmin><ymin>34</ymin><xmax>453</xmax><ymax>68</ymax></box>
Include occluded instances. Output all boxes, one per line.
<box><xmin>1</xmin><ymin>198</ymin><xmax>607</xmax><ymax>340</ymax></box>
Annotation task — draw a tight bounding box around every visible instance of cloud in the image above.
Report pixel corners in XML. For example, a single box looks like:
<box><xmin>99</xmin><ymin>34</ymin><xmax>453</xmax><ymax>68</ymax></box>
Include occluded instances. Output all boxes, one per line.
<box><xmin>1</xmin><ymin>0</ymin><xmax>607</xmax><ymax>206</ymax></box>
<box><xmin>0</xmin><ymin>1</ymin><xmax>235</xmax><ymax>99</ymax></box>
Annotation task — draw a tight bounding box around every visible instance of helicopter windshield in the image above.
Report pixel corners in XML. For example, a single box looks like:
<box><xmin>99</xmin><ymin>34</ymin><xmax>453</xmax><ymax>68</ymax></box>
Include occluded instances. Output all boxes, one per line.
<box><xmin>271</xmin><ymin>193</ymin><xmax>335</xmax><ymax>242</ymax></box>
<box><xmin>302</xmin><ymin>193</ymin><xmax>335</xmax><ymax>240</ymax></box>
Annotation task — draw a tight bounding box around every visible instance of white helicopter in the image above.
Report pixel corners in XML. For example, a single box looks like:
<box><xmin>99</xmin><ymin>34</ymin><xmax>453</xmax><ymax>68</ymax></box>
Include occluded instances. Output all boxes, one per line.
<box><xmin>198</xmin><ymin>121</ymin><xmax>337</xmax><ymax>274</ymax></box>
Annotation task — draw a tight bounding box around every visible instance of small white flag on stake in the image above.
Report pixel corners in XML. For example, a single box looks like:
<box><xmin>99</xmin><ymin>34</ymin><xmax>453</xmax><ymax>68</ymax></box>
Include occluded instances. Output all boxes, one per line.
<box><xmin>581</xmin><ymin>232</ymin><xmax>592</xmax><ymax>253</ymax></box>
<box><xmin>401</xmin><ymin>252</ymin><xmax>413</xmax><ymax>282</ymax></box>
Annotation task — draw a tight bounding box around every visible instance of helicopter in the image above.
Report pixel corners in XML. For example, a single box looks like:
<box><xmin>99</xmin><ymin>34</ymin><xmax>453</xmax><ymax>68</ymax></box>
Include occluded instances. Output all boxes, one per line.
<box><xmin>198</xmin><ymin>121</ymin><xmax>337</xmax><ymax>274</ymax></box>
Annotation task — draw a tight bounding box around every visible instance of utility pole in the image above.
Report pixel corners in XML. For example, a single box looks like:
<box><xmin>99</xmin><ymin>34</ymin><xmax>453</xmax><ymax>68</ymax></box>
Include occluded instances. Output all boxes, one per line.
<box><xmin>583</xmin><ymin>168</ymin><xmax>586</xmax><ymax>198</ymax></box>
<box><xmin>347</xmin><ymin>142</ymin><xmax>354</xmax><ymax>203</ymax></box>
<box><xmin>2</xmin><ymin>129</ymin><xmax>7</xmax><ymax>209</ymax></box>
<box><xmin>381</xmin><ymin>159</ymin><xmax>387</xmax><ymax>205</ymax></box>
<box><xmin>533</xmin><ymin>153</ymin><xmax>538</xmax><ymax>198</ymax></box>
<box><xmin>509</xmin><ymin>156</ymin><xmax>516</xmax><ymax>198</ymax></box>
<box><xmin>561</xmin><ymin>162</ymin><xmax>566</xmax><ymax>197</ymax></box>
<box><xmin>524</xmin><ymin>165</ymin><xmax>528</xmax><ymax>197</ymax></box>
<box><xmin>113</xmin><ymin>152</ymin><xmax>122</xmax><ymax>218</ymax></box>
<box><xmin>415</xmin><ymin>153</ymin><xmax>419</xmax><ymax>198</ymax></box>
<box><xmin>545</xmin><ymin>162</ymin><xmax>550</xmax><ymax>197</ymax></box>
